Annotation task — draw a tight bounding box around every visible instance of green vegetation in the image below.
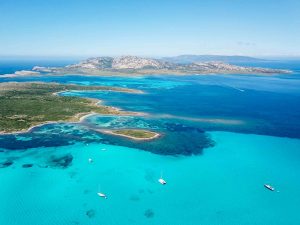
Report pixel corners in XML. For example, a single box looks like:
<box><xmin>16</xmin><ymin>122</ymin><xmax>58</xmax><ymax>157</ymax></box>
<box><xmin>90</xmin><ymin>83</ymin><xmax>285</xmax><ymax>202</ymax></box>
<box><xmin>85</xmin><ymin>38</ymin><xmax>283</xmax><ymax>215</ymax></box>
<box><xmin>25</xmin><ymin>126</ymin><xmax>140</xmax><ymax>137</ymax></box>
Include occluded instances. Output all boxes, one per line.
<box><xmin>112</xmin><ymin>129</ymin><xmax>159</xmax><ymax>139</ymax></box>
<box><xmin>0</xmin><ymin>82</ymin><xmax>137</xmax><ymax>133</ymax></box>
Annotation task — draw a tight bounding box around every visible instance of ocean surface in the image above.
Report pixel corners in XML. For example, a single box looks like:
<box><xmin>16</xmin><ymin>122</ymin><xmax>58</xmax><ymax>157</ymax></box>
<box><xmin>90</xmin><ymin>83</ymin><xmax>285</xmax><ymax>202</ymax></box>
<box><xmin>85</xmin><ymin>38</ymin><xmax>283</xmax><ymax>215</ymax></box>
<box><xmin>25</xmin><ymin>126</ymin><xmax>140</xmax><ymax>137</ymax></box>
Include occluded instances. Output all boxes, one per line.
<box><xmin>0</xmin><ymin>60</ymin><xmax>300</xmax><ymax>225</ymax></box>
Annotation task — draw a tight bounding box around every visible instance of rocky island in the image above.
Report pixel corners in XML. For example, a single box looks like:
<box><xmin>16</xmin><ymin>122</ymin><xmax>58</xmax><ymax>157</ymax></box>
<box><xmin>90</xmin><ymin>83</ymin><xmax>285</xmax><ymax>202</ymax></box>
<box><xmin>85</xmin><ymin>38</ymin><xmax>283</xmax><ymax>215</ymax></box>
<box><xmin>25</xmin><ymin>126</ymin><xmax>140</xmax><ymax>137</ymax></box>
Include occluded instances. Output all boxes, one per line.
<box><xmin>0</xmin><ymin>82</ymin><xmax>141</xmax><ymax>134</ymax></box>
<box><xmin>5</xmin><ymin>55</ymin><xmax>290</xmax><ymax>77</ymax></box>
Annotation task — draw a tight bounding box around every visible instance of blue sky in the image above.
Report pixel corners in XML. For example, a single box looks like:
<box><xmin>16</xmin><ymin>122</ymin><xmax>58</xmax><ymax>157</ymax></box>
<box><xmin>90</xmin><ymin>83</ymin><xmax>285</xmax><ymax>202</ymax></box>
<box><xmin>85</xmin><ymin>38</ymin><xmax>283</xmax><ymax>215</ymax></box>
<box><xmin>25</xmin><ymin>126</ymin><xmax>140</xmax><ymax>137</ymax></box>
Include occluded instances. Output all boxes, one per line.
<box><xmin>0</xmin><ymin>0</ymin><xmax>299</xmax><ymax>57</ymax></box>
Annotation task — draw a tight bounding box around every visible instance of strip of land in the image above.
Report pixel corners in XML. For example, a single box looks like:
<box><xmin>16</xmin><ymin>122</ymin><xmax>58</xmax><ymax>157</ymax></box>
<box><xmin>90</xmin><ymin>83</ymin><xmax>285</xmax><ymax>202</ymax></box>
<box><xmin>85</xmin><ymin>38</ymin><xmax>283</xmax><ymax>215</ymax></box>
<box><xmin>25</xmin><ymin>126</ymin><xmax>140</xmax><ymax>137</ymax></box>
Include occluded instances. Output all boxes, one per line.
<box><xmin>100</xmin><ymin>129</ymin><xmax>160</xmax><ymax>140</ymax></box>
<box><xmin>0</xmin><ymin>82</ymin><xmax>142</xmax><ymax>134</ymax></box>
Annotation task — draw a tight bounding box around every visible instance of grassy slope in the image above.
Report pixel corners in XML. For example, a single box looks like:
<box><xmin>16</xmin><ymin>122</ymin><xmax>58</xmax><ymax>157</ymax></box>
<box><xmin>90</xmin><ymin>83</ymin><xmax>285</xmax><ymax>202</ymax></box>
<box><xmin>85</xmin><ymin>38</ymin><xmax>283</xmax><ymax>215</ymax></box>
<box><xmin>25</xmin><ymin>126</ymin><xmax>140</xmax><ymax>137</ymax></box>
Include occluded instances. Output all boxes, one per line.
<box><xmin>113</xmin><ymin>129</ymin><xmax>158</xmax><ymax>139</ymax></box>
<box><xmin>0</xmin><ymin>82</ymin><xmax>136</xmax><ymax>133</ymax></box>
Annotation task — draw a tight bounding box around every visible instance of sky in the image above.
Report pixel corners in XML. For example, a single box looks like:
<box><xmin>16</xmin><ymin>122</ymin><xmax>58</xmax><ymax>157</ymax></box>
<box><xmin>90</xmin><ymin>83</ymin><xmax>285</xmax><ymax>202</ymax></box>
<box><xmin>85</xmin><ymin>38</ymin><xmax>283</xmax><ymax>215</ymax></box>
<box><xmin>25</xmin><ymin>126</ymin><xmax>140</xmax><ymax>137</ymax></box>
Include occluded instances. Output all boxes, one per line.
<box><xmin>0</xmin><ymin>0</ymin><xmax>299</xmax><ymax>57</ymax></box>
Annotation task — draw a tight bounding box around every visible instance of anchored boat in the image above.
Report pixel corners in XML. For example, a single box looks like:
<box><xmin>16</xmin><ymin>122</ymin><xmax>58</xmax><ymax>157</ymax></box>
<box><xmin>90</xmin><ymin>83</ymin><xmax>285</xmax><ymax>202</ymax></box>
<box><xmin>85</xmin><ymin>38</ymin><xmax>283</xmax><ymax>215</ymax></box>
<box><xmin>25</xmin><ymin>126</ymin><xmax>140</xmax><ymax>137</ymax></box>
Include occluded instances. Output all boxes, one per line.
<box><xmin>264</xmin><ymin>184</ymin><xmax>275</xmax><ymax>191</ymax></box>
<box><xmin>158</xmin><ymin>172</ymin><xmax>167</xmax><ymax>185</ymax></box>
<box><xmin>97</xmin><ymin>192</ymin><xmax>107</xmax><ymax>199</ymax></box>
<box><xmin>97</xmin><ymin>185</ymin><xmax>107</xmax><ymax>199</ymax></box>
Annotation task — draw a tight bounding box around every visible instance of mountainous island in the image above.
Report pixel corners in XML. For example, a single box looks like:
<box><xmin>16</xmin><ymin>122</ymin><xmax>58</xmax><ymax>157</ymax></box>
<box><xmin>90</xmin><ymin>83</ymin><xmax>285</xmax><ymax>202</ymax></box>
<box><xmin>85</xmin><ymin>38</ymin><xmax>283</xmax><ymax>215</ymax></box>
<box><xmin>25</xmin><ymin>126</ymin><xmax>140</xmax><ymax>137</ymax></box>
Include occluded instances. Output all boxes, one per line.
<box><xmin>5</xmin><ymin>55</ymin><xmax>291</xmax><ymax>77</ymax></box>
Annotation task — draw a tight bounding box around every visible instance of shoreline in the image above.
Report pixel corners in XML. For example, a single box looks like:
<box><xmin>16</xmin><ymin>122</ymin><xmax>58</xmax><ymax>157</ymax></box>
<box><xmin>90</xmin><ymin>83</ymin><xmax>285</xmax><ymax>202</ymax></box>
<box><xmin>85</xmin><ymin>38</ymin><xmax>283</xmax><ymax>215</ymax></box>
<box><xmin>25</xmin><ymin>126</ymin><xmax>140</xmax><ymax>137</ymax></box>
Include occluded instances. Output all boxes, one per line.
<box><xmin>0</xmin><ymin>86</ymin><xmax>146</xmax><ymax>135</ymax></box>
<box><xmin>1</xmin><ymin>68</ymin><xmax>293</xmax><ymax>78</ymax></box>
<box><xmin>97</xmin><ymin>129</ymin><xmax>160</xmax><ymax>141</ymax></box>
<box><xmin>0</xmin><ymin>105</ymin><xmax>146</xmax><ymax>136</ymax></box>
<box><xmin>0</xmin><ymin>112</ymin><xmax>96</xmax><ymax>136</ymax></box>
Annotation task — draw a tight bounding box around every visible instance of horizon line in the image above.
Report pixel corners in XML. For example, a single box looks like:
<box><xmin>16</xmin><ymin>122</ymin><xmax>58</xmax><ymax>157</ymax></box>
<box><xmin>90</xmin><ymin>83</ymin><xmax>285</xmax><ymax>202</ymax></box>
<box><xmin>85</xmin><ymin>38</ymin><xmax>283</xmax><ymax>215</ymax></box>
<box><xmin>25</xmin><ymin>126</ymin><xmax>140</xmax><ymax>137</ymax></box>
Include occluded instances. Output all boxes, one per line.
<box><xmin>1</xmin><ymin>54</ymin><xmax>300</xmax><ymax>60</ymax></box>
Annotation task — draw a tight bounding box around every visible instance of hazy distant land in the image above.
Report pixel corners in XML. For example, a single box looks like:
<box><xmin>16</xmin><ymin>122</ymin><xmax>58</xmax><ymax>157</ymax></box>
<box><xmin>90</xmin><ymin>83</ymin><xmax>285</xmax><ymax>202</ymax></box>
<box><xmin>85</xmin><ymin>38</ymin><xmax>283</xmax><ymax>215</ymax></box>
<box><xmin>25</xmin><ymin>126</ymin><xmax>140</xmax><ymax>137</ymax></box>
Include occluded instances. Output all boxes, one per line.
<box><xmin>2</xmin><ymin>55</ymin><xmax>291</xmax><ymax>77</ymax></box>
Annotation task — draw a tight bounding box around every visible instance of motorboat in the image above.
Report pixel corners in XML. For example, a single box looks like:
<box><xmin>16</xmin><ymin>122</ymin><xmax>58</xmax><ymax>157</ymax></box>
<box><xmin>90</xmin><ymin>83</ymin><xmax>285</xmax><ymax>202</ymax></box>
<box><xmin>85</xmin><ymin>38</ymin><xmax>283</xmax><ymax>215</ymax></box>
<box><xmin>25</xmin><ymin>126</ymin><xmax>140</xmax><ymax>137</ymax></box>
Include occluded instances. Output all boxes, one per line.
<box><xmin>158</xmin><ymin>172</ymin><xmax>167</xmax><ymax>185</ymax></box>
<box><xmin>97</xmin><ymin>192</ymin><xmax>107</xmax><ymax>199</ymax></box>
<box><xmin>158</xmin><ymin>178</ymin><xmax>167</xmax><ymax>185</ymax></box>
<box><xmin>264</xmin><ymin>184</ymin><xmax>275</xmax><ymax>191</ymax></box>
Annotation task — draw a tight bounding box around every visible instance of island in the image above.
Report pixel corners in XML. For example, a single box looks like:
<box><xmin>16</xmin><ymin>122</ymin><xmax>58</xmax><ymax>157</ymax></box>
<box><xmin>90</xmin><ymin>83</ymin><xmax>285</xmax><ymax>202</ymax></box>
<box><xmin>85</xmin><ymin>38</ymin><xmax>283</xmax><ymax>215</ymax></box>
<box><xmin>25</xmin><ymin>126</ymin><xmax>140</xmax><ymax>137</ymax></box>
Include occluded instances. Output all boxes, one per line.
<box><xmin>0</xmin><ymin>82</ymin><xmax>142</xmax><ymax>134</ymax></box>
<box><xmin>3</xmin><ymin>55</ymin><xmax>291</xmax><ymax>77</ymax></box>
<box><xmin>101</xmin><ymin>129</ymin><xmax>160</xmax><ymax>140</ymax></box>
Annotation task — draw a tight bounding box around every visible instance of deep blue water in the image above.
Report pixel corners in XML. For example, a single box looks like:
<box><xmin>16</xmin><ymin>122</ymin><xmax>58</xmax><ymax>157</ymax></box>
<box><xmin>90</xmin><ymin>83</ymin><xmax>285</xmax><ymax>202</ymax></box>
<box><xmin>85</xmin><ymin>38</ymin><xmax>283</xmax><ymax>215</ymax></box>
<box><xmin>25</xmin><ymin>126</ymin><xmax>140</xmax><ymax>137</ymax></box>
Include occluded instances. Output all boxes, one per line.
<box><xmin>0</xmin><ymin>58</ymin><xmax>79</xmax><ymax>75</ymax></box>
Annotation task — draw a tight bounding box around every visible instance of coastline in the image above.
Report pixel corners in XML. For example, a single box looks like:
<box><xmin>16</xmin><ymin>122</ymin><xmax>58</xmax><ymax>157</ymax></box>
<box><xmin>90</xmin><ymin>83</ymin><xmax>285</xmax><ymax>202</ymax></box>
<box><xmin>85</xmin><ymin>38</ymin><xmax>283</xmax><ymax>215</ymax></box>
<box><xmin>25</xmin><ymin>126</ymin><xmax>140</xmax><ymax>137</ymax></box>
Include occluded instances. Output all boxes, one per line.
<box><xmin>1</xmin><ymin>68</ymin><xmax>293</xmax><ymax>78</ymax></box>
<box><xmin>0</xmin><ymin>104</ymin><xmax>146</xmax><ymax>136</ymax></box>
<box><xmin>0</xmin><ymin>112</ymin><xmax>96</xmax><ymax>136</ymax></box>
<box><xmin>0</xmin><ymin>85</ymin><xmax>146</xmax><ymax>135</ymax></box>
<box><xmin>1</xmin><ymin>71</ymin><xmax>292</xmax><ymax>78</ymax></box>
<box><xmin>97</xmin><ymin>129</ymin><xmax>160</xmax><ymax>141</ymax></box>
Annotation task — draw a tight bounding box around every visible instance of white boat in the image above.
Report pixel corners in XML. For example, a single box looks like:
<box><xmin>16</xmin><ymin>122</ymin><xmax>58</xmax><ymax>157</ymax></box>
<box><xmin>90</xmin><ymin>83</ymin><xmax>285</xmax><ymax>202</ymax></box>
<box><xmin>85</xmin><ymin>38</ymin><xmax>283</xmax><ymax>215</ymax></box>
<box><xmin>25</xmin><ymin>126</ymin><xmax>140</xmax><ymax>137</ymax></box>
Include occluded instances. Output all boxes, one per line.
<box><xmin>158</xmin><ymin>172</ymin><xmax>167</xmax><ymax>185</ymax></box>
<box><xmin>88</xmin><ymin>158</ymin><xmax>93</xmax><ymax>163</ymax></box>
<box><xmin>158</xmin><ymin>178</ymin><xmax>167</xmax><ymax>185</ymax></box>
<box><xmin>264</xmin><ymin>184</ymin><xmax>275</xmax><ymax>191</ymax></box>
<box><xmin>97</xmin><ymin>185</ymin><xmax>107</xmax><ymax>199</ymax></box>
<box><xmin>97</xmin><ymin>192</ymin><xmax>107</xmax><ymax>199</ymax></box>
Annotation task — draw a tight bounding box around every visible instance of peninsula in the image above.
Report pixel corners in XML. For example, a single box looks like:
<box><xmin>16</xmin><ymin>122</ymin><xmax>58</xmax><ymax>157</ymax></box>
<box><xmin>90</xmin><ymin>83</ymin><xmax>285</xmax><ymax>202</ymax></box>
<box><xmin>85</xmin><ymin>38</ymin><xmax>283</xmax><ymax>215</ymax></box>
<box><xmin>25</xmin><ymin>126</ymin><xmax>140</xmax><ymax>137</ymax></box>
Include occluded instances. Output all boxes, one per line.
<box><xmin>0</xmin><ymin>82</ymin><xmax>141</xmax><ymax>134</ymax></box>
<box><xmin>4</xmin><ymin>55</ymin><xmax>291</xmax><ymax>77</ymax></box>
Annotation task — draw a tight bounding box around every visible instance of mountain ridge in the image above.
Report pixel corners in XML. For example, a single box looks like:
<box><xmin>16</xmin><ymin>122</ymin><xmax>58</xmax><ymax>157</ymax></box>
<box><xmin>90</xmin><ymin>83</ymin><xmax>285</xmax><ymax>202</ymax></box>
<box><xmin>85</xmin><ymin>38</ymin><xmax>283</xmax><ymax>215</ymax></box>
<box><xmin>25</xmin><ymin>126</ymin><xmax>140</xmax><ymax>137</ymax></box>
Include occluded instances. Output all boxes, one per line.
<box><xmin>26</xmin><ymin>55</ymin><xmax>292</xmax><ymax>76</ymax></box>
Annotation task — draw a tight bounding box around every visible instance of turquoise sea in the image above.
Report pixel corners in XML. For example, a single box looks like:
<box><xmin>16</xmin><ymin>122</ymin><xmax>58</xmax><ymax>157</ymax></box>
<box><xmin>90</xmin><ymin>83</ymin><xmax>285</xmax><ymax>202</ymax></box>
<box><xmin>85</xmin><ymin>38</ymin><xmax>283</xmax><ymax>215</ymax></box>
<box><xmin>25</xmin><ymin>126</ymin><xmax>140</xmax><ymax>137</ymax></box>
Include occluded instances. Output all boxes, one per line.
<box><xmin>0</xmin><ymin>60</ymin><xmax>300</xmax><ymax>225</ymax></box>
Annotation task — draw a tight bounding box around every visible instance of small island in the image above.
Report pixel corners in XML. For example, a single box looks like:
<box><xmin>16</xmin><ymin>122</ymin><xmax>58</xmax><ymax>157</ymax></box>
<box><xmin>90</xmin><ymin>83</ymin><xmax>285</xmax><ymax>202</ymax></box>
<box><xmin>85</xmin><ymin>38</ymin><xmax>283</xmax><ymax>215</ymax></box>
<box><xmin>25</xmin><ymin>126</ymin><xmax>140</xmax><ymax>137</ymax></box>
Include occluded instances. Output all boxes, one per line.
<box><xmin>0</xmin><ymin>82</ymin><xmax>141</xmax><ymax>134</ymax></box>
<box><xmin>102</xmin><ymin>129</ymin><xmax>160</xmax><ymax>140</ymax></box>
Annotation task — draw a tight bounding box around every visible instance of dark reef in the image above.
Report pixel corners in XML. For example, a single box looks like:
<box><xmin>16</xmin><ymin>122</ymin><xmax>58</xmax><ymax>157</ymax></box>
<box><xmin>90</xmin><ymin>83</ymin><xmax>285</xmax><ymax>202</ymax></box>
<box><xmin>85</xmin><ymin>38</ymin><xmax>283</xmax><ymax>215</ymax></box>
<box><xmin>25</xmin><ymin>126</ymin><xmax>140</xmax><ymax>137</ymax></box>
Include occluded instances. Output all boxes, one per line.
<box><xmin>0</xmin><ymin>160</ymin><xmax>14</xmax><ymax>168</ymax></box>
<box><xmin>86</xmin><ymin>209</ymin><xmax>96</xmax><ymax>218</ymax></box>
<box><xmin>47</xmin><ymin>154</ymin><xmax>73</xmax><ymax>169</ymax></box>
<box><xmin>144</xmin><ymin>209</ymin><xmax>154</xmax><ymax>218</ymax></box>
<box><xmin>0</xmin><ymin>120</ymin><xmax>215</xmax><ymax>156</ymax></box>
<box><xmin>22</xmin><ymin>163</ymin><xmax>33</xmax><ymax>168</ymax></box>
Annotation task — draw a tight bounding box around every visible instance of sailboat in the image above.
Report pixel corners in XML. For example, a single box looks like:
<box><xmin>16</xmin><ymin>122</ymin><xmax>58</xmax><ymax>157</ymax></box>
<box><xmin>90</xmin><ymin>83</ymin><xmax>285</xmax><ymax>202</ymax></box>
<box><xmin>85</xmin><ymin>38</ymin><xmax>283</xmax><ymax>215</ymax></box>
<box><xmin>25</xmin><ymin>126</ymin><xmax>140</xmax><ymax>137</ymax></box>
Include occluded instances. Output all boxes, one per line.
<box><xmin>97</xmin><ymin>185</ymin><xmax>107</xmax><ymax>199</ymax></box>
<box><xmin>158</xmin><ymin>172</ymin><xmax>167</xmax><ymax>185</ymax></box>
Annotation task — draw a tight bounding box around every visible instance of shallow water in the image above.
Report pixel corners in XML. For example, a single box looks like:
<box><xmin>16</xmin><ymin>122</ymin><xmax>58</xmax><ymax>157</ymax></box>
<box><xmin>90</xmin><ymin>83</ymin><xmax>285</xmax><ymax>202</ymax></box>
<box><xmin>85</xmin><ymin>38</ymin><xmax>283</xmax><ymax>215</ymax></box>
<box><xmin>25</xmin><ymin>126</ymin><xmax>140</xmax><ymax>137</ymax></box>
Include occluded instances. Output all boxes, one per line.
<box><xmin>1</xmin><ymin>131</ymin><xmax>300</xmax><ymax>225</ymax></box>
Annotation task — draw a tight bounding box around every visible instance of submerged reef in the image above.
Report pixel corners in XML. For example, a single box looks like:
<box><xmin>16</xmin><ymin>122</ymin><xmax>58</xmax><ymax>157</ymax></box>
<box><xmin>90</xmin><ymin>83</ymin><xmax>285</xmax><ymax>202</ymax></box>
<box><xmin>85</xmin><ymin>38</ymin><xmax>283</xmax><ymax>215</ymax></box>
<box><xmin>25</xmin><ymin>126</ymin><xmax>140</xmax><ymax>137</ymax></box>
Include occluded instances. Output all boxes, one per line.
<box><xmin>22</xmin><ymin>163</ymin><xmax>33</xmax><ymax>168</ymax></box>
<box><xmin>144</xmin><ymin>209</ymin><xmax>154</xmax><ymax>218</ymax></box>
<box><xmin>86</xmin><ymin>209</ymin><xmax>96</xmax><ymax>218</ymax></box>
<box><xmin>0</xmin><ymin>160</ymin><xmax>13</xmax><ymax>168</ymax></box>
<box><xmin>47</xmin><ymin>154</ymin><xmax>73</xmax><ymax>169</ymax></box>
<box><xmin>98</xmin><ymin>121</ymin><xmax>215</xmax><ymax>155</ymax></box>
